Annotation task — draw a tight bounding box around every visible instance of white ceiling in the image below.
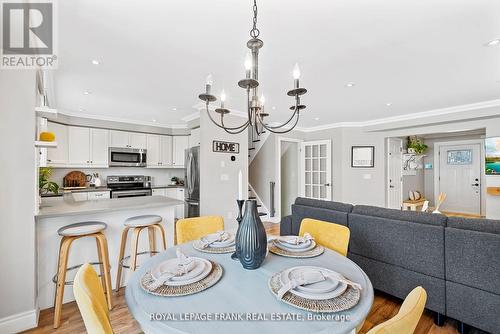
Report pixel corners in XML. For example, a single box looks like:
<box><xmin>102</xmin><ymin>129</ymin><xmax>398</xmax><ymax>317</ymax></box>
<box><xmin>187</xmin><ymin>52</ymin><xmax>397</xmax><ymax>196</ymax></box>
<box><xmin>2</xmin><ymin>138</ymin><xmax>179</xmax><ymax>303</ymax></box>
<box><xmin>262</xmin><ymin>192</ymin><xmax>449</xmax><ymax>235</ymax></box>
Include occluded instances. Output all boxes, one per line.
<box><xmin>54</xmin><ymin>0</ymin><xmax>500</xmax><ymax>128</ymax></box>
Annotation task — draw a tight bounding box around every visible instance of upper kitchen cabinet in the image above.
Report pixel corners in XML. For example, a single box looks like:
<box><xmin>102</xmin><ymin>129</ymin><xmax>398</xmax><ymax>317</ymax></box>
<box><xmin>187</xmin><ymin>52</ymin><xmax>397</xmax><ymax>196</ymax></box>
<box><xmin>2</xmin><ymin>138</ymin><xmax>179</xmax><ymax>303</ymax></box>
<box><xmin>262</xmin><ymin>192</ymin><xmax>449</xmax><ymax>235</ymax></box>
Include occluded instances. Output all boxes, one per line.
<box><xmin>189</xmin><ymin>127</ymin><xmax>200</xmax><ymax>148</ymax></box>
<box><xmin>90</xmin><ymin>128</ymin><xmax>109</xmax><ymax>167</ymax></box>
<box><xmin>173</xmin><ymin>136</ymin><xmax>189</xmax><ymax>167</ymax></box>
<box><xmin>47</xmin><ymin>122</ymin><xmax>68</xmax><ymax>166</ymax></box>
<box><xmin>146</xmin><ymin>134</ymin><xmax>173</xmax><ymax>168</ymax></box>
<box><xmin>67</xmin><ymin>126</ymin><xmax>109</xmax><ymax>168</ymax></box>
<box><xmin>110</xmin><ymin>130</ymin><xmax>146</xmax><ymax>149</ymax></box>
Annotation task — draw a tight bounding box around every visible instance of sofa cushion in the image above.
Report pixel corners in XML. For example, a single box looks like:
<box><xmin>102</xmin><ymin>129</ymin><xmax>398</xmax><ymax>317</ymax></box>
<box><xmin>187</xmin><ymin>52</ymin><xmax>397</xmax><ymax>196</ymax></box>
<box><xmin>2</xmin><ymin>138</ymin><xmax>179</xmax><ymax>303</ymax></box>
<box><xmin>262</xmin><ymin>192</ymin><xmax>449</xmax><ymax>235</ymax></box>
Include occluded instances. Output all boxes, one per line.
<box><xmin>348</xmin><ymin>253</ymin><xmax>445</xmax><ymax>313</ymax></box>
<box><xmin>294</xmin><ymin>197</ymin><xmax>353</xmax><ymax>213</ymax></box>
<box><xmin>279</xmin><ymin>215</ymin><xmax>292</xmax><ymax>236</ymax></box>
<box><xmin>291</xmin><ymin>205</ymin><xmax>349</xmax><ymax>235</ymax></box>
<box><xmin>446</xmin><ymin>281</ymin><xmax>500</xmax><ymax>334</ymax></box>
<box><xmin>352</xmin><ymin>205</ymin><xmax>447</xmax><ymax>226</ymax></box>
<box><xmin>447</xmin><ymin>216</ymin><xmax>500</xmax><ymax>234</ymax></box>
<box><xmin>348</xmin><ymin>213</ymin><xmax>445</xmax><ymax>278</ymax></box>
<box><xmin>445</xmin><ymin>227</ymin><xmax>500</xmax><ymax>295</ymax></box>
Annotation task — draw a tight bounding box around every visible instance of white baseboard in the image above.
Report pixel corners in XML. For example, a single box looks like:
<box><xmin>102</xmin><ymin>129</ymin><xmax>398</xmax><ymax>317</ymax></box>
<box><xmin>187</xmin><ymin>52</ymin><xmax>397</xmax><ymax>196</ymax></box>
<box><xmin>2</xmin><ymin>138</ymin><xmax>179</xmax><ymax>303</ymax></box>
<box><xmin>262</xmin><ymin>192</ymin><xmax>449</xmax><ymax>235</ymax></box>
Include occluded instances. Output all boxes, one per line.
<box><xmin>0</xmin><ymin>309</ymin><xmax>39</xmax><ymax>334</ymax></box>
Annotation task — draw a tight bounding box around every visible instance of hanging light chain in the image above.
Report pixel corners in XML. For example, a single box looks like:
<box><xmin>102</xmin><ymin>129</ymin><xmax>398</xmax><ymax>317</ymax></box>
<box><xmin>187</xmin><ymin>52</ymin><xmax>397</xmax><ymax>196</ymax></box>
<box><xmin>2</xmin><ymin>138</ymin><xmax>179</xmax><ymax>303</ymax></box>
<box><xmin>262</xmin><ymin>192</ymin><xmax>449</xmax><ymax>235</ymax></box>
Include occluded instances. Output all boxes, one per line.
<box><xmin>250</xmin><ymin>0</ymin><xmax>260</xmax><ymax>38</ymax></box>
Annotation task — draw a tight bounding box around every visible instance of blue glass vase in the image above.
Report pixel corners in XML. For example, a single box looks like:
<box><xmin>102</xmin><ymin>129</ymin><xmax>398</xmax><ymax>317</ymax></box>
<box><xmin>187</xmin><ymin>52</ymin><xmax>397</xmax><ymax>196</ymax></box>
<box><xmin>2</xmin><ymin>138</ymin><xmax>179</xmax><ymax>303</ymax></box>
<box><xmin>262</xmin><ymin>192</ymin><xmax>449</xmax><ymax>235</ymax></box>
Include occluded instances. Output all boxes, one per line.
<box><xmin>235</xmin><ymin>200</ymin><xmax>268</xmax><ymax>270</ymax></box>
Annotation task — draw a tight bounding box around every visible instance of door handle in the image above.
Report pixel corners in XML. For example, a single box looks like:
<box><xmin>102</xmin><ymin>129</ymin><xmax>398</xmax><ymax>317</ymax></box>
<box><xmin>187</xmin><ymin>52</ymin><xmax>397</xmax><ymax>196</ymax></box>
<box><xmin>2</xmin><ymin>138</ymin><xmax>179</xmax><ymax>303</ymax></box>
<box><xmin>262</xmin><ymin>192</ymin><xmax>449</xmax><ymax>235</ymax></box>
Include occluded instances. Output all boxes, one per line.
<box><xmin>324</xmin><ymin>183</ymin><xmax>331</xmax><ymax>187</ymax></box>
<box><xmin>389</xmin><ymin>185</ymin><xmax>395</xmax><ymax>188</ymax></box>
<box><xmin>472</xmin><ymin>183</ymin><xmax>479</xmax><ymax>186</ymax></box>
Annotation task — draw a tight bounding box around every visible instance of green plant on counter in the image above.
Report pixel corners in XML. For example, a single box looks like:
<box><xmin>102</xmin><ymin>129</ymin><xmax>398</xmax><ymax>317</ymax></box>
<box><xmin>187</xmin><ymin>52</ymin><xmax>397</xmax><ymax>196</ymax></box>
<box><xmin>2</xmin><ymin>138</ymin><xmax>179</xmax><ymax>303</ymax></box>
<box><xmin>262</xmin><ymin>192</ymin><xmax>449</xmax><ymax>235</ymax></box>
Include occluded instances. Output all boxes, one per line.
<box><xmin>171</xmin><ymin>176</ymin><xmax>179</xmax><ymax>184</ymax></box>
<box><xmin>39</xmin><ymin>167</ymin><xmax>60</xmax><ymax>195</ymax></box>
<box><xmin>407</xmin><ymin>136</ymin><xmax>428</xmax><ymax>154</ymax></box>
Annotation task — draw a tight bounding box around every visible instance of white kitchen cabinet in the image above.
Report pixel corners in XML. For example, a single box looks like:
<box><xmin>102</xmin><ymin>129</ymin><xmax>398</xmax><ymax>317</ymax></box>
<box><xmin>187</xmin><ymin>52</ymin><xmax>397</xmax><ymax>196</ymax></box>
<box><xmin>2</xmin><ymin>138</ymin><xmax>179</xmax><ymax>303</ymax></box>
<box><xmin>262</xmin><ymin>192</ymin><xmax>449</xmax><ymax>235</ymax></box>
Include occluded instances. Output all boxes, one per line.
<box><xmin>173</xmin><ymin>136</ymin><xmax>189</xmax><ymax>167</ymax></box>
<box><xmin>109</xmin><ymin>130</ymin><xmax>130</xmax><ymax>148</ymax></box>
<box><xmin>147</xmin><ymin>135</ymin><xmax>173</xmax><ymax>167</ymax></box>
<box><xmin>152</xmin><ymin>188</ymin><xmax>166</xmax><ymax>196</ymax></box>
<box><xmin>109</xmin><ymin>130</ymin><xmax>146</xmax><ymax>149</ymax></box>
<box><xmin>68</xmin><ymin>126</ymin><xmax>91</xmax><ymax>166</ymax></box>
<box><xmin>47</xmin><ymin>122</ymin><xmax>68</xmax><ymax>166</ymax></box>
<box><xmin>90</xmin><ymin>128</ymin><xmax>109</xmax><ymax>167</ymax></box>
<box><xmin>189</xmin><ymin>128</ymin><xmax>200</xmax><ymax>148</ymax></box>
<box><xmin>161</xmin><ymin>136</ymin><xmax>173</xmax><ymax>166</ymax></box>
<box><xmin>147</xmin><ymin>135</ymin><xmax>161</xmax><ymax>167</ymax></box>
<box><xmin>130</xmin><ymin>133</ymin><xmax>147</xmax><ymax>149</ymax></box>
<box><xmin>87</xmin><ymin>191</ymin><xmax>110</xmax><ymax>200</ymax></box>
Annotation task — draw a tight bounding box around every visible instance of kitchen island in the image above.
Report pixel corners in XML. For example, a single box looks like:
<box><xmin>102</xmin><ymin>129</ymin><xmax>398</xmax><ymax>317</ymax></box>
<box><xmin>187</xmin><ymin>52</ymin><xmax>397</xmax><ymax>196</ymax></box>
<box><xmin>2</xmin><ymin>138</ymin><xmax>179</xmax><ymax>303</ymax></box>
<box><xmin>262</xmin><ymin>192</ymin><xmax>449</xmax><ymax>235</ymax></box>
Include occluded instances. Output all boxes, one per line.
<box><xmin>36</xmin><ymin>195</ymin><xmax>183</xmax><ymax>310</ymax></box>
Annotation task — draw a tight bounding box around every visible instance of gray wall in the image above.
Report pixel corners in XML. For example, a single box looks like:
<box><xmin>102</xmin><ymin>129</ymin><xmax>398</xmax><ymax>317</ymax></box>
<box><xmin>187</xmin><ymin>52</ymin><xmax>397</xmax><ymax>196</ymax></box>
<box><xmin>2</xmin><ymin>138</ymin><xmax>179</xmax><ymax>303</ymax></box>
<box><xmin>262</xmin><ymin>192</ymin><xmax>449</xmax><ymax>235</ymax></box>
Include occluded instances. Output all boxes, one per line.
<box><xmin>281</xmin><ymin>141</ymin><xmax>299</xmax><ymax>216</ymax></box>
<box><xmin>199</xmin><ymin>111</ymin><xmax>248</xmax><ymax>230</ymax></box>
<box><xmin>0</xmin><ymin>71</ymin><xmax>37</xmax><ymax>330</ymax></box>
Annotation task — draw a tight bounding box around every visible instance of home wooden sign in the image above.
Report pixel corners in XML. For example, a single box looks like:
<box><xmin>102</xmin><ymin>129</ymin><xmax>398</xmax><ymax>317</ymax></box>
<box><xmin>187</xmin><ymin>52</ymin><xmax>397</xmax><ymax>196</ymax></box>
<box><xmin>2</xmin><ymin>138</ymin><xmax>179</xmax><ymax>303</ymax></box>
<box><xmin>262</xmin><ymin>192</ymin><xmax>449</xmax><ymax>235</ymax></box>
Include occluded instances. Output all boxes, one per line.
<box><xmin>213</xmin><ymin>140</ymin><xmax>240</xmax><ymax>154</ymax></box>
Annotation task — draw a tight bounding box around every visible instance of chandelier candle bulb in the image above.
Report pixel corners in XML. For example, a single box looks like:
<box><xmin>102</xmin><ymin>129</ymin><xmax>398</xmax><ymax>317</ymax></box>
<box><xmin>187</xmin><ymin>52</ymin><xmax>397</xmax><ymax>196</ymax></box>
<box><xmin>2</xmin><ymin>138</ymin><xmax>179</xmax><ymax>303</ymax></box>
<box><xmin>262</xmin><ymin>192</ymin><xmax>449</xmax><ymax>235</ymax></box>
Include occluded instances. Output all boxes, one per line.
<box><xmin>293</xmin><ymin>63</ymin><xmax>301</xmax><ymax>89</ymax></box>
<box><xmin>205</xmin><ymin>74</ymin><xmax>213</xmax><ymax>94</ymax></box>
<box><xmin>220</xmin><ymin>90</ymin><xmax>226</xmax><ymax>108</ymax></box>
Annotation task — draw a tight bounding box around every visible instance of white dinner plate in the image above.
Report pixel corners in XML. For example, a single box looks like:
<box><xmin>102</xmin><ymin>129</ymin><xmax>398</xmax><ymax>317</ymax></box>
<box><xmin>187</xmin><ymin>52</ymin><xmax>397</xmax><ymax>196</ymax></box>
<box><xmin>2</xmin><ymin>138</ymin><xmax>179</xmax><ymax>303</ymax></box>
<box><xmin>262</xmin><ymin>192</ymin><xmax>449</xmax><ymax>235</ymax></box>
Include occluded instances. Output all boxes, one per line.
<box><xmin>288</xmin><ymin>267</ymin><xmax>339</xmax><ymax>294</ymax></box>
<box><xmin>274</xmin><ymin>239</ymin><xmax>316</xmax><ymax>253</ymax></box>
<box><xmin>151</xmin><ymin>257</ymin><xmax>212</xmax><ymax>286</ymax></box>
<box><xmin>201</xmin><ymin>232</ymin><xmax>235</xmax><ymax>248</ymax></box>
<box><xmin>280</xmin><ymin>266</ymin><xmax>348</xmax><ymax>300</ymax></box>
<box><xmin>276</xmin><ymin>236</ymin><xmax>312</xmax><ymax>249</ymax></box>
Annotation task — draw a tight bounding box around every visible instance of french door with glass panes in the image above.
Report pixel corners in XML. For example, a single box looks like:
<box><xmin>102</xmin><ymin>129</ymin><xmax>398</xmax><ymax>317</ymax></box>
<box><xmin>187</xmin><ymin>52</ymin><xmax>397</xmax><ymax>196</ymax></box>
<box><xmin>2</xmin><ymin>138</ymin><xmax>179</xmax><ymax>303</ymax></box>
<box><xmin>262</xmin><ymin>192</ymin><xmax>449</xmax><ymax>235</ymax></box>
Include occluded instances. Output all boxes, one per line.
<box><xmin>300</xmin><ymin>140</ymin><xmax>332</xmax><ymax>200</ymax></box>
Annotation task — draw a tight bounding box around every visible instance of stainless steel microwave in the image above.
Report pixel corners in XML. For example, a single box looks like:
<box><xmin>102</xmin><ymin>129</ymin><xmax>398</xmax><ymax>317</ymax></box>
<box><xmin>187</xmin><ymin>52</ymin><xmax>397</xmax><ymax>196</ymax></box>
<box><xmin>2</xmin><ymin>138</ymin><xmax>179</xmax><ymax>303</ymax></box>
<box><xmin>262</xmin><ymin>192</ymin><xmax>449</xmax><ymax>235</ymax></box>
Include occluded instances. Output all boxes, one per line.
<box><xmin>108</xmin><ymin>147</ymin><xmax>147</xmax><ymax>167</ymax></box>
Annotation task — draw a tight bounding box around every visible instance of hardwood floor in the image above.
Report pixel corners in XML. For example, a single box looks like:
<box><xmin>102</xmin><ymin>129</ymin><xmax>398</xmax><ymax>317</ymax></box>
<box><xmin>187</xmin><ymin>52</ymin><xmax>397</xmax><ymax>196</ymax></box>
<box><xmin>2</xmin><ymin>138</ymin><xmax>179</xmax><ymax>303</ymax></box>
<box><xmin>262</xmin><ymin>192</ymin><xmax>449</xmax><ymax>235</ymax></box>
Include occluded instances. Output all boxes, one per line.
<box><xmin>22</xmin><ymin>223</ymin><xmax>479</xmax><ymax>334</ymax></box>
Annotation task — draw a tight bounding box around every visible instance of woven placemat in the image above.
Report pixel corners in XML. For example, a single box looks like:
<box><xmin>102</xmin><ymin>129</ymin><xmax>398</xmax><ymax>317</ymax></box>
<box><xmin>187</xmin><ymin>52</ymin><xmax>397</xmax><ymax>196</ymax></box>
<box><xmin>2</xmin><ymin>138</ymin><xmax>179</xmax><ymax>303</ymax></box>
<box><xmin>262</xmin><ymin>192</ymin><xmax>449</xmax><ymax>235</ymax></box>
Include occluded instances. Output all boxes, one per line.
<box><xmin>268</xmin><ymin>241</ymin><xmax>325</xmax><ymax>258</ymax></box>
<box><xmin>140</xmin><ymin>261</ymin><xmax>223</xmax><ymax>297</ymax></box>
<box><xmin>192</xmin><ymin>240</ymin><xmax>236</xmax><ymax>254</ymax></box>
<box><xmin>268</xmin><ymin>272</ymin><xmax>360</xmax><ymax>313</ymax></box>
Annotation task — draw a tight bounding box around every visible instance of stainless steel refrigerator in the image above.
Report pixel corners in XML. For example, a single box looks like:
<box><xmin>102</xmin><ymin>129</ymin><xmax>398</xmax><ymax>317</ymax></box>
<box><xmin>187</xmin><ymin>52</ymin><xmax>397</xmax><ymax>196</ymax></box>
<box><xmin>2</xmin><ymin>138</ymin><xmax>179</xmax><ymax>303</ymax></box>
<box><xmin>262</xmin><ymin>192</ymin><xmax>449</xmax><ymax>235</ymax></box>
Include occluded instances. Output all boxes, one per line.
<box><xmin>184</xmin><ymin>146</ymin><xmax>200</xmax><ymax>217</ymax></box>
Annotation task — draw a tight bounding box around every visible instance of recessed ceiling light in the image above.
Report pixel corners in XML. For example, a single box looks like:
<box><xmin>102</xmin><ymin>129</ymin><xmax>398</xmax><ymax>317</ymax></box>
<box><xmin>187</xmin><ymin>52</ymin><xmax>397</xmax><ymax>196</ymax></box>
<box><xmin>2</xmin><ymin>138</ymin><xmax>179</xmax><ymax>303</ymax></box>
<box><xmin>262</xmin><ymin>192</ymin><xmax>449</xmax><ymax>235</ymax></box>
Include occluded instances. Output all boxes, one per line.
<box><xmin>485</xmin><ymin>39</ymin><xmax>500</xmax><ymax>46</ymax></box>
<box><xmin>386</xmin><ymin>102</ymin><xmax>393</xmax><ymax>106</ymax></box>
<box><xmin>272</xmin><ymin>106</ymin><xmax>276</xmax><ymax>110</ymax></box>
<box><xmin>314</xmin><ymin>117</ymin><xmax>320</xmax><ymax>121</ymax></box>
<box><xmin>345</xmin><ymin>82</ymin><xmax>355</xmax><ymax>87</ymax></box>
<box><xmin>172</xmin><ymin>107</ymin><xmax>177</xmax><ymax>111</ymax></box>
<box><xmin>91</xmin><ymin>60</ymin><xmax>100</xmax><ymax>65</ymax></box>
<box><xmin>78</xmin><ymin>107</ymin><xmax>85</xmax><ymax>112</ymax></box>
<box><xmin>152</xmin><ymin>119</ymin><xmax>157</xmax><ymax>123</ymax></box>
<box><xmin>83</xmin><ymin>91</ymin><xmax>91</xmax><ymax>95</ymax></box>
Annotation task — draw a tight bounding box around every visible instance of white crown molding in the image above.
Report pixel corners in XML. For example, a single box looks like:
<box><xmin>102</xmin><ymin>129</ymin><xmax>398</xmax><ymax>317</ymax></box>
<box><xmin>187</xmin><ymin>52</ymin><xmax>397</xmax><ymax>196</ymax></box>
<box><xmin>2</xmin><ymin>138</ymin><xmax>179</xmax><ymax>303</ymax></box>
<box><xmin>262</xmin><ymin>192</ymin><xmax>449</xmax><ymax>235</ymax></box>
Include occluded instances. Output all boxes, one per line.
<box><xmin>296</xmin><ymin>99</ymin><xmax>500</xmax><ymax>133</ymax></box>
<box><xmin>58</xmin><ymin>110</ymin><xmax>188</xmax><ymax>129</ymax></box>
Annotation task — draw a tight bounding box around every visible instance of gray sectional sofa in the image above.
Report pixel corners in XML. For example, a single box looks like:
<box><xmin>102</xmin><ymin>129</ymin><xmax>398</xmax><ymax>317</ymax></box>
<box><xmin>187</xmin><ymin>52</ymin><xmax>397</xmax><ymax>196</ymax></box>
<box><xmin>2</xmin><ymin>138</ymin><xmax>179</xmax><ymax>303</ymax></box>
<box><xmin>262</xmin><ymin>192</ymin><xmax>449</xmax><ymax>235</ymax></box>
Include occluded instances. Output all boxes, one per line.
<box><xmin>280</xmin><ymin>197</ymin><xmax>500</xmax><ymax>334</ymax></box>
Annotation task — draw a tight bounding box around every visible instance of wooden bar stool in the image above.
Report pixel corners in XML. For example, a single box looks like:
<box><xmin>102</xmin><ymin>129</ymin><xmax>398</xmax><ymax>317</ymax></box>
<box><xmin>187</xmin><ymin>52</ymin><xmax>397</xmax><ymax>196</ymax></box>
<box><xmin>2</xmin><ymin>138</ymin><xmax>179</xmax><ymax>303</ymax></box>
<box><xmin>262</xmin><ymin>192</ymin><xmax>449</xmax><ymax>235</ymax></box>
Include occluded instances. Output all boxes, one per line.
<box><xmin>116</xmin><ymin>215</ymin><xmax>167</xmax><ymax>291</ymax></box>
<box><xmin>53</xmin><ymin>221</ymin><xmax>113</xmax><ymax>329</ymax></box>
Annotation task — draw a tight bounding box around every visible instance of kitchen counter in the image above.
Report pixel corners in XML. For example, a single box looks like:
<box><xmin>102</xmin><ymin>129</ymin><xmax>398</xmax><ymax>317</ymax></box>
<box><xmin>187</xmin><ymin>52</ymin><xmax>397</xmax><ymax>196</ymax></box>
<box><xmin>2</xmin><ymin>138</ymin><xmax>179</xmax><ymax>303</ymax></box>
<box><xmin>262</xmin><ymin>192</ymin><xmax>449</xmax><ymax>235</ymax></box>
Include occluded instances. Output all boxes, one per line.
<box><xmin>36</xmin><ymin>195</ymin><xmax>183</xmax><ymax>219</ymax></box>
<box><xmin>36</xmin><ymin>195</ymin><xmax>182</xmax><ymax>309</ymax></box>
<box><xmin>151</xmin><ymin>184</ymin><xmax>184</xmax><ymax>189</ymax></box>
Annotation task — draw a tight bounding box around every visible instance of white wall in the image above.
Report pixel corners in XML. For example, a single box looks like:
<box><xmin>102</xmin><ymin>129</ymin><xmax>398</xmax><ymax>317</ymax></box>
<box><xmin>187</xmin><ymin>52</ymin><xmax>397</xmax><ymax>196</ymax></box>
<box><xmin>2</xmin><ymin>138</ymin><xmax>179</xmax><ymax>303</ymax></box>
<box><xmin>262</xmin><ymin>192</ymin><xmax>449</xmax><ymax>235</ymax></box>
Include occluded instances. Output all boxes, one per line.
<box><xmin>0</xmin><ymin>71</ymin><xmax>38</xmax><ymax>332</ymax></box>
<box><xmin>199</xmin><ymin>111</ymin><xmax>248</xmax><ymax>230</ymax></box>
<box><xmin>281</xmin><ymin>141</ymin><xmax>299</xmax><ymax>216</ymax></box>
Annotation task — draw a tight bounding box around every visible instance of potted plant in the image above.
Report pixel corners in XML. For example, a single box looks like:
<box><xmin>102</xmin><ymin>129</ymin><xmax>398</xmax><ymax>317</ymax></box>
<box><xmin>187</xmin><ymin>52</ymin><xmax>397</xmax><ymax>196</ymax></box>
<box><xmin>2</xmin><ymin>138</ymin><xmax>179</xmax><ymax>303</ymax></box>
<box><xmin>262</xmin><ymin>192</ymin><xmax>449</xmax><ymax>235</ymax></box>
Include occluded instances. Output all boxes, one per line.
<box><xmin>170</xmin><ymin>176</ymin><xmax>179</xmax><ymax>185</ymax></box>
<box><xmin>39</xmin><ymin>167</ymin><xmax>60</xmax><ymax>195</ymax></box>
<box><xmin>407</xmin><ymin>136</ymin><xmax>428</xmax><ymax>155</ymax></box>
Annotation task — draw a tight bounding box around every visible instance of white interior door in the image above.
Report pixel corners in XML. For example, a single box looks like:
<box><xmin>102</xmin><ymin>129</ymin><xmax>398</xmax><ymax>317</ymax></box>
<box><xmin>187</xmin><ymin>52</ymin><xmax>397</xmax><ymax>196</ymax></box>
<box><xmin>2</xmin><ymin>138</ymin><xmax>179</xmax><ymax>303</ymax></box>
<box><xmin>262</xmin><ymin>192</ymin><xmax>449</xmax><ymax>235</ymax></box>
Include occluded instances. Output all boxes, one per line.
<box><xmin>300</xmin><ymin>140</ymin><xmax>332</xmax><ymax>201</ymax></box>
<box><xmin>387</xmin><ymin>138</ymin><xmax>403</xmax><ymax>209</ymax></box>
<box><xmin>438</xmin><ymin>144</ymin><xmax>481</xmax><ymax>215</ymax></box>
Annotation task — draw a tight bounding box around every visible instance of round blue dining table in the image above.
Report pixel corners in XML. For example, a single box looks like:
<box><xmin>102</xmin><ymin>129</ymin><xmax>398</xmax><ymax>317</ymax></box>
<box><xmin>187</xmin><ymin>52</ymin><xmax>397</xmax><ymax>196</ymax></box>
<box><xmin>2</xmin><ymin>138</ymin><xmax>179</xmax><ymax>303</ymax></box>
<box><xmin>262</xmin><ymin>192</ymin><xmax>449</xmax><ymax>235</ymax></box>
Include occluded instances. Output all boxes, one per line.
<box><xmin>126</xmin><ymin>241</ymin><xmax>374</xmax><ymax>334</ymax></box>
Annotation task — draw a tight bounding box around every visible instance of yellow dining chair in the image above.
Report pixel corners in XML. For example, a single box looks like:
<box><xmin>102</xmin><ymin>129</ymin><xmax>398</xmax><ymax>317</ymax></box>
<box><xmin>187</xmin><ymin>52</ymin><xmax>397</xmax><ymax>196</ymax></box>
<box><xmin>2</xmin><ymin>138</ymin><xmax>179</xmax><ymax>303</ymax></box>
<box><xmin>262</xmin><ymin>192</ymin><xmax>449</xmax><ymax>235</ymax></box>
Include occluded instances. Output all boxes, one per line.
<box><xmin>176</xmin><ymin>216</ymin><xmax>224</xmax><ymax>244</ymax></box>
<box><xmin>367</xmin><ymin>286</ymin><xmax>427</xmax><ymax>334</ymax></box>
<box><xmin>299</xmin><ymin>218</ymin><xmax>350</xmax><ymax>256</ymax></box>
<box><xmin>73</xmin><ymin>263</ymin><xmax>114</xmax><ymax>334</ymax></box>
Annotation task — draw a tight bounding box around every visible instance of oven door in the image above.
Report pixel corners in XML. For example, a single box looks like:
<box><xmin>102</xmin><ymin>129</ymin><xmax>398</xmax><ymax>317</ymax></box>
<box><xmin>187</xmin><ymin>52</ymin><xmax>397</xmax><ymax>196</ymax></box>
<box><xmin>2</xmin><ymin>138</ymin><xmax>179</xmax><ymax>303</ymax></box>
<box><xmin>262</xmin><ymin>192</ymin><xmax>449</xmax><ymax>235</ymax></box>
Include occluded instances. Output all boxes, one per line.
<box><xmin>109</xmin><ymin>148</ymin><xmax>147</xmax><ymax>167</ymax></box>
<box><xmin>111</xmin><ymin>189</ymin><xmax>152</xmax><ymax>198</ymax></box>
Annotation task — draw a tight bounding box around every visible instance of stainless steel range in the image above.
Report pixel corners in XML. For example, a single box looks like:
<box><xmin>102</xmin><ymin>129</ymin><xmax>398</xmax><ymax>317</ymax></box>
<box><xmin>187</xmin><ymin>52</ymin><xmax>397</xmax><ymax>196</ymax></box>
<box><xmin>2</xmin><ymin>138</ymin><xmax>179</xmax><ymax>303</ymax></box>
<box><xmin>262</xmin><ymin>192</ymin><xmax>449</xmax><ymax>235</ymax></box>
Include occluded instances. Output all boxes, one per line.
<box><xmin>107</xmin><ymin>175</ymin><xmax>152</xmax><ymax>198</ymax></box>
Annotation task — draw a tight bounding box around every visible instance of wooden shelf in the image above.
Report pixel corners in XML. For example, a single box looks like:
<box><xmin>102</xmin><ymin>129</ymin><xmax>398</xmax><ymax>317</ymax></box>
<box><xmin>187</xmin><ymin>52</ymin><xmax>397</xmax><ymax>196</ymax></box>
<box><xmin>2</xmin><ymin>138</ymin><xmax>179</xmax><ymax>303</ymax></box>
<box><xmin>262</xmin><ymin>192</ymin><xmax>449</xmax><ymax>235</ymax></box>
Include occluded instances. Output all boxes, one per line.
<box><xmin>487</xmin><ymin>187</ymin><xmax>500</xmax><ymax>196</ymax></box>
<box><xmin>35</xmin><ymin>107</ymin><xmax>58</xmax><ymax>118</ymax></box>
<box><xmin>35</xmin><ymin>141</ymin><xmax>58</xmax><ymax>148</ymax></box>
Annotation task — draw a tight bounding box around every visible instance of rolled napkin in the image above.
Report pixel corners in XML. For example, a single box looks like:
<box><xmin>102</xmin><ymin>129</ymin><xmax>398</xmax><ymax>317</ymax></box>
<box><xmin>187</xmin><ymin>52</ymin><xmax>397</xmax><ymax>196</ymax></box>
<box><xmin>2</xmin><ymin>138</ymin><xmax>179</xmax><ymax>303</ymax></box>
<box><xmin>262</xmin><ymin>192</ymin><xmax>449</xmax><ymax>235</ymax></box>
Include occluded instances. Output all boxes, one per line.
<box><xmin>148</xmin><ymin>249</ymin><xmax>196</xmax><ymax>290</ymax></box>
<box><xmin>276</xmin><ymin>269</ymin><xmax>362</xmax><ymax>300</ymax></box>
<box><xmin>269</xmin><ymin>233</ymin><xmax>314</xmax><ymax>245</ymax></box>
<box><xmin>200</xmin><ymin>231</ymin><xmax>228</xmax><ymax>248</ymax></box>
